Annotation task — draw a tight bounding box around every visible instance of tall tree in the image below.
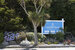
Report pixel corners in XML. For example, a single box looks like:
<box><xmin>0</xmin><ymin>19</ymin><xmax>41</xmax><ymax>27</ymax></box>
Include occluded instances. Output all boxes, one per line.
<box><xmin>49</xmin><ymin>0</ymin><xmax>75</xmax><ymax>36</ymax></box>
<box><xmin>18</xmin><ymin>0</ymin><xmax>51</xmax><ymax>47</ymax></box>
<box><xmin>0</xmin><ymin>0</ymin><xmax>25</xmax><ymax>32</ymax></box>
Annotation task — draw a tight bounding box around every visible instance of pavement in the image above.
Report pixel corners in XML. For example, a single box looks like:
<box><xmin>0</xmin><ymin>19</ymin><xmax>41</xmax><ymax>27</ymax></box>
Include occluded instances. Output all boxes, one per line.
<box><xmin>1</xmin><ymin>48</ymin><xmax>75</xmax><ymax>50</ymax></box>
<box><xmin>1</xmin><ymin>44</ymin><xmax>75</xmax><ymax>48</ymax></box>
<box><xmin>0</xmin><ymin>44</ymin><xmax>75</xmax><ymax>50</ymax></box>
<box><xmin>38</xmin><ymin>44</ymin><xmax>75</xmax><ymax>48</ymax></box>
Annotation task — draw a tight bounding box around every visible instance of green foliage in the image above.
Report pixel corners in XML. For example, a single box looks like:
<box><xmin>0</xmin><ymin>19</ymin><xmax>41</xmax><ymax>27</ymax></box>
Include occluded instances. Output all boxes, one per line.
<box><xmin>15</xmin><ymin>31</ymin><xmax>26</xmax><ymax>44</ymax></box>
<box><xmin>56</xmin><ymin>32</ymin><xmax>64</xmax><ymax>42</ymax></box>
<box><xmin>0</xmin><ymin>8</ymin><xmax>5</xmax><ymax>12</ymax></box>
<box><xmin>26</xmin><ymin>32</ymin><xmax>34</xmax><ymax>41</ymax></box>
<box><xmin>0</xmin><ymin>32</ymin><xmax>4</xmax><ymax>44</ymax></box>
<box><xmin>27</xmin><ymin>32</ymin><xmax>46</xmax><ymax>41</ymax></box>
<box><xmin>49</xmin><ymin>0</ymin><xmax>75</xmax><ymax>36</ymax></box>
<box><xmin>69</xmin><ymin>0</ymin><xmax>75</xmax><ymax>2</ymax></box>
<box><xmin>0</xmin><ymin>0</ymin><xmax>75</xmax><ymax>38</ymax></box>
<box><xmin>0</xmin><ymin>2</ymin><xmax>24</xmax><ymax>31</ymax></box>
<box><xmin>53</xmin><ymin>42</ymin><xmax>59</xmax><ymax>44</ymax></box>
<box><xmin>16</xmin><ymin>32</ymin><xmax>46</xmax><ymax>42</ymax></box>
<box><xmin>48</xmin><ymin>42</ymin><xmax>51</xmax><ymax>45</ymax></box>
<box><xmin>0</xmin><ymin>0</ymin><xmax>5</xmax><ymax>5</ymax></box>
<box><xmin>48</xmin><ymin>34</ymin><xmax>56</xmax><ymax>39</ymax></box>
<box><xmin>18</xmin><ymin>0</ymin><xmax>51</xmax><ymax>28</ymax></box>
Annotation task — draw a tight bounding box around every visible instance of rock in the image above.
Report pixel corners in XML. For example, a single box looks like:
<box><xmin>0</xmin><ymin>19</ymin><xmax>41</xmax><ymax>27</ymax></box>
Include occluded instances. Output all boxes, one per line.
<box><xmin>9</xmin><ymin>41</ymin><xmax>17</xmax><ymax>45</ymax></box>
<box><xmin>2</xmin><ymin>40</ymin><xmax>9</xmax><ymax>46</ymax></box>
<box><xmin>20</xmin><ymin>38</ymin><xmax>31</xmax><ymax>46</ymax></box>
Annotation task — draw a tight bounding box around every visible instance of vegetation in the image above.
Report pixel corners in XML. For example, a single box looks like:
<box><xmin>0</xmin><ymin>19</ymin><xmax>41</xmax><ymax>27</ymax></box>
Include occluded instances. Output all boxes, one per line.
<box><xmin>0</xmin><ymin>32</ymin><xmax>4</xmax><ymax>44</ymax></box>
<box><xmin>18</xmin><ymin>0</ymin><xmax>51</xmax><ymax>47</ymax></box>
<box><xmin>53</xmin><ymin>42</ymin><xmax>59</xmax><ymax>44</ymax></box>
<box><xmin>48</xmin><ymin>42</ymin><xmax>51</xmax><ymax>45</ymax></box>
<box><xmin>49</xmin><ymin>0</ymin><xmax>75</xmax><ymax>36</ymax></box>
<box><xmin>56</xmin><ymin>32</ymin><xmax>64</xmax><ymax>42</ymax></box>
<box><xmin>0</xmin><ymin>0</ymin><xmax>75</xmax><ymax>46</ymax></box>
<box><xmin>16</xmin><ymin>32</ymin><xmax>46</xmax><ymax>44</ymax></box>
<box><xmin>0</xmin><ymin>0</ymin><xmax>75</xmax><ymax>34</ymax></box>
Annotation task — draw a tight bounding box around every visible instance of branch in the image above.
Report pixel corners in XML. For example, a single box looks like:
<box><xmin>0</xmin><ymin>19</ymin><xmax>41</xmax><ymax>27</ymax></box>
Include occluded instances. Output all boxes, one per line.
<box><xmin>38</xmin><ymin>6</ymin><xmax>43</xmax><ymax>14</ymax></box>
<box><xmin>38</xmin><ymin>2</ymin><xmax>46</xmax><ymax>14</ymax></box>
<box><xmin>36</xmin><ymin>22</ymin><xmax>40</xmax><ymax>27</ymax></box>
<box><xmin>37</xmin><ymin>6</ymin><xmax>40</xmax><ymax>10</ymax></box>
<box><xmin>33</xmin><ymin>0</ymin><xmax>38</xmax><ymax>13</ymax></box>
<box><xmin>20</xmin><ymin>0</ymin><xmax>29</xmax><ymax>16</ymax></box>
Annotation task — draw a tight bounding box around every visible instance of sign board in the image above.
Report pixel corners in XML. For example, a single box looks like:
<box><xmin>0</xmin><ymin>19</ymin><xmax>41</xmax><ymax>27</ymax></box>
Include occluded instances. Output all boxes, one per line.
<box><xmin>42</xmin><ymin>18</ymin><xmax>64</xmax><ymax>34</ymax></box>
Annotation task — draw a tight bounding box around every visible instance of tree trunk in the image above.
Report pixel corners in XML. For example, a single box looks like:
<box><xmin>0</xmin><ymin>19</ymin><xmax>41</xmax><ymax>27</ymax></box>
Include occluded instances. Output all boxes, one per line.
<box><xmin>26</xmin><ymin>25</ymin><xmax>38</xmax><ymax>48</ymax></box>
<box><xmin>33</xmin><ymin>24</ymin><xmax>38</xmax><ymax>46</ymax></box>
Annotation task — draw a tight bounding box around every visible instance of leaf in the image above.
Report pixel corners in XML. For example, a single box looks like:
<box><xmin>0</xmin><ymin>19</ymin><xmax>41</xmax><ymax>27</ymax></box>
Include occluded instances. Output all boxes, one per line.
<box><xmin>70</xmin><ymin>0</ymin><xmax>75</xmax><ymax>2</ymax></box>
<box><xmin>0</xmin><ymin>0</ymin><xmax>5</xmax><ymax>4</ymax></box>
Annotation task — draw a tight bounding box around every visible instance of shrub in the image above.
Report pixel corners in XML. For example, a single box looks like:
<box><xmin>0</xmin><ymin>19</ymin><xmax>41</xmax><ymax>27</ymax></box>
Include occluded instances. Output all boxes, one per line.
<box><xmin>56</xmin><ymin>32</ymin><xmax>64</xmax><ymax>42</ymax></box>
<box><xmin>26</xmin><ymin>32</ymin><xmax>34</xmax><ymax>41</ymax></box>
<box><xmin>37</xmin><ymin>33</ymin><xmax>46</xmax><ymax>42</ymax></box>
<box><xmin>15</xmin><ymin>31</ymin><xmax>26</xmax><ymax>44</ymax></box>
<box><xmin>48</xmin><ymin>42</ymin><xmax>51</xmax><ymax>45</ymax></box>
<box><xmin>53</xmin><ymin>42</ymin><xmax>59</xmax><ymax>44</ymax></box>
<box><xmin>16</xmin><ymin>32</ymin><xmax>46</xmax><ymax>43</ymax></box>
<box><xmin>48</xmin><ymin>34</ymin><xmax>56</xmax><ymax>39</ymax></box>
<box><xmin>27</xmin><ymin>32</ymin><xmax>46</xmax><ymax>41</ymax></box>
<box><xmin>71</xmin><ymin>37</ymin><xmax>75</xmax><ymax>42</ymax></box>
<box><xmin>0</xmin><ymin>32</ymin><xmax>4</xmax><ymax>44</ymax></box>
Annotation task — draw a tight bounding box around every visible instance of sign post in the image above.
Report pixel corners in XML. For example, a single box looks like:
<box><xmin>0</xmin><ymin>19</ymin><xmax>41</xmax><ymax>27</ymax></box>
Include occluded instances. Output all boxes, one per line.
<box><xmin>42</xmin><ymin>18</ymin><xmax>65</xmax><ymax>35</ymax></box>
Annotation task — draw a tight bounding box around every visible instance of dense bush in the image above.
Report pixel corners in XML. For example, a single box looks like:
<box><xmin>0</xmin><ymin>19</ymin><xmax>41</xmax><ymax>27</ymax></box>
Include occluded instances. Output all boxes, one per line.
<box><xmin>27</xmin><ymin>32</ymin><xmax>46</xmax><ymax>41</ymax></box>
<box><xmin>0</xmin><ymin>32</ymin><xmax>4</xmax><ymax>44</ymax></box>
<box><xmin>15</xmin><ymin>31</ymin><xmax>26</xmax><ymax>44</ymax></box>
<box><xmin>53</xmin><ymin>42</ymin><xmax>59</xmax><ymax>44</ymax></box>
<box><xmin>48</xmin><ymin>42</ymin><xmax>51</xmax><ymax>45</ymax></box>
<box><xmin>71</xmin><ymin>37</ymin><xmax>75</xmax><ymax>42</ymax></box>
<box><xmin>26</xmin><ymin>32</ymin><xmax>34</xmax><ymax>41</ymax></box>
<box><xmin>56</xmin><ymin>32</ymin><xmax>64</xmax><ymax>42</ymax></box>
<box><xmin>48</xmin><ymin>34</ymin><xmax>56</xmax><ymax>39</ymax></box>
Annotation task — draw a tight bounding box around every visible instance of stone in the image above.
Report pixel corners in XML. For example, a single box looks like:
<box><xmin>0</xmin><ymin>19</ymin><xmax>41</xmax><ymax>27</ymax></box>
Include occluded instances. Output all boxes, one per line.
<box><xmin>20</xmin><ymin>38</ymin><xmax>31</xmax><ymax>46</ymax></box>
<box><xmin>2</xmin><ymin>40</ymin><xmax>9</xmax><ymax>46</ymax></box>
<box><xmin>9</xmin><ymin>41</ymin><xmax>17</xmax><ymax>45</ymax></box>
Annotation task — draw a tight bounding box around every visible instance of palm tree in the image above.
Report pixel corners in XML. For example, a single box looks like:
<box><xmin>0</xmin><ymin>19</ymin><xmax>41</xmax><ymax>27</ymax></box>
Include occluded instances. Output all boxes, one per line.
<box><xmin>18</xmin><ymin>0</ymin><xmax>51</xmax><ymax>47</ymax></box>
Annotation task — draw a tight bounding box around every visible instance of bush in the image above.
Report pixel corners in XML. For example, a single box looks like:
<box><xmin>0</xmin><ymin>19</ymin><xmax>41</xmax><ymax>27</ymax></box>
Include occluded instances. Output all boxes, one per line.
<box><xmin>71</xmin><ymin>37</ymin><xmax>75</xmax><ymax>42</ymax></box>
<box><xmin>37</xmin><ymin>33</ymin><xmax>46</xmax><ymax>42</ymax></box>
<box><xmin>26</xmin><ymin>32</ymin><xmax>34</xmax><ymax>41</ymax></box>
<box><xmin>53</xmin><ymin>42</ymin><xmax>59</xmax><ymax>44</ymax></box>
<box><xmin>48</xmin><ymin>34</ymin><xmax>56</xmax><ymax>39</ymax></box>
<box><xmin>16</xmin><ymin>32</ymin><xmax>46</xmax><ymax>43</ymax></box>
<box><xmin>15</xmin><ymin>31</ymin><xmax>26</xmax><ymax>44</ymax></box>
<box><xmin>27</xmin><ymin>32</ymin><xmax>46</xmax><ymax>41</ymax></box>
<box><xmin>48</xmin><ymin>42</ymin><xmax>51</xmax><ymax>45</ymax></box>
<box><xmin>0</xmin><ymin>32</ymin><xmax>4</xmax><ymax>44</ymax></box>
<box><xmin>56</xmin><ymin>32</ymin><xmax>64</xmax><ymax>42</ymax></box>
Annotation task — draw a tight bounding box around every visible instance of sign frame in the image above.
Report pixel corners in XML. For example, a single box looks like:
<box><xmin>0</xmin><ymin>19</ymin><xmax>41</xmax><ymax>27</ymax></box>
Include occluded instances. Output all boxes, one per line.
<box><xmin>41</xmin><ymin>18</ymin><xmax>65</xmax><ymax>35</ymax></box>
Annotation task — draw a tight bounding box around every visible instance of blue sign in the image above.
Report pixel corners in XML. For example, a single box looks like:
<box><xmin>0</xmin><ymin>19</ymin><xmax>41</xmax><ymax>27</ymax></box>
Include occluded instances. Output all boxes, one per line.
<box><xmin>42</xmin><ymin>19</ymin><xmax>64</xmax><ymax>34</ymax></box>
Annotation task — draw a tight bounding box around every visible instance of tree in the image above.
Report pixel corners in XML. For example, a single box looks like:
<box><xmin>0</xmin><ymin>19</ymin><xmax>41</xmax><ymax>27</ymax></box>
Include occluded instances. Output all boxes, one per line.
<box><xmin>18</xmin><ymin>0</ymin><xmax>51</xmax><ymax>47</ymax></box>
<box><xmin>0</xmin><ymin>0</ymin><xmax>25</xmax><ymax>32</ymax></box>
<box><xmin>49</xmin><ymin>0</ymin><xmax>75</xmax><ymax>36</ymax></box>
